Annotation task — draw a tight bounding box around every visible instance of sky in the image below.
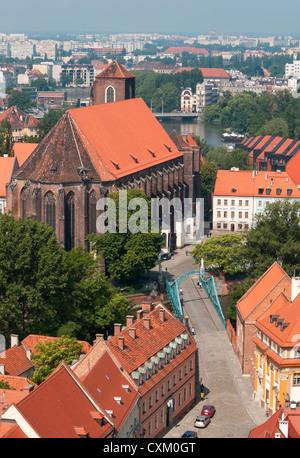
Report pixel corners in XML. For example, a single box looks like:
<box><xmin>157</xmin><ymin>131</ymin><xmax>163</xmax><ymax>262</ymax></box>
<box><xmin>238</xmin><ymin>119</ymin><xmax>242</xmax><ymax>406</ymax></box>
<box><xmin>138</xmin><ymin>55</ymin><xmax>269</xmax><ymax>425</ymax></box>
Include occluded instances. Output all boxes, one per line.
<box><xmin>1</xmin><ymin>0</ymin><xmax>300</xmax><ymax>37</ymax></box>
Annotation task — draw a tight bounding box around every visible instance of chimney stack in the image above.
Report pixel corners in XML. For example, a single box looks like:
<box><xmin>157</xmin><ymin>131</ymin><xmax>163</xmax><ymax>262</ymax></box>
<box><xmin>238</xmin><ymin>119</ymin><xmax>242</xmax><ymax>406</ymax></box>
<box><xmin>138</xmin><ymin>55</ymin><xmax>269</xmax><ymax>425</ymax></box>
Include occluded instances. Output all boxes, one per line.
<box><xmin>126</xmin><ymin>316</ymin><xmax>134</xmax><ymax>327</ymax></box>
<box><xmin>129</xmin><ymin>328</ymin><xmax>136</xmax><ymax>339</ymax></box>
<box><xmin>114</xmin><ymin>324</ymin><xmax>122</xmax><ymax>336</ymax></box>
<box><xmin>11</xmin><ymin>334</ymin><xmax>19</xmax><ymax>348</ymax></box>
<box><xmin>118</xmin><ymin>336</ymin><xmax>125</xmax><ymax>350</ymax></box>
<box><xmin>141</xmin><ymin>302</ymin><xmax>154</xmax><ymax>314</ymax></box>
<box><xmin>143</xmin><ymin>317</ymin><xmax>151</xmax><ymax>330</ymax></box>
<box><xmin>159</xmin><ymin>308</ymin><xmax>165</xmax><ymax>322</ymax></box>
<box><xmin>136</xmin><ymin>310</ymin><xmax>143</xmax><ymax>320</ymax></box>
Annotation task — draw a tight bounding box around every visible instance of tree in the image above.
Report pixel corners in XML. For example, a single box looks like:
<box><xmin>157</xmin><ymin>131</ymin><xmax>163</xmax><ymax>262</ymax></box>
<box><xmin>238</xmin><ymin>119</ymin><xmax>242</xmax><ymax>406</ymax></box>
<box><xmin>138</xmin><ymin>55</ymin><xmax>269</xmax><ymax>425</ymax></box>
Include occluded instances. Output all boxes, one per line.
<box><xmin>7</xmin><ymin>91</ymin><xmax>34</xmax><ymax>111</ymax></box>
<box><xmin>258</xmin><ymin>117</ymin><xmax>289</xmax><ymax>137</ymax></box>
<box><xmin>0</xmin><ymin>214</ymin><xmax>68</xmax><ymax>341</ymax></box>
<box><xmin>38</xmin><ymin>108</ymin><xmax>67</xmax><ymax>139</ymax></box>
<box><xmin>31</xmin><ymin>77</ymin><xmax>49</xmax><ymax>92</ymax></box>
<box><xmin>191</xmin><ymin>233</ymin><xmax>247</xmax><ymax>276</ymax></box>
<box><xmin>60</xmin><ymin>246</ymin><xmax>133</xmax><ymax>341</ymax></box>
<box><xmin>245</xmin><ymin>199</ymin><xmax>300</xmax><ymax>277</ymax></box>
<box><xmin>0</xmin><ymin>120</ymin><xmax>14</xmax><ymax>156</ymax></box>
<box><xmin>31</xmin><ymin>336</ymin><xmax>83</xmax><ymax>384</ymax></box>
<box><xmin>200</xmin><ymin>162</ymin><xmax>218</xmax><ymax>197</ymax></box>
<box><xmin>88</xmin><ymin>189</ymin><xmax>164</xmax><ymax>282</ymax></box>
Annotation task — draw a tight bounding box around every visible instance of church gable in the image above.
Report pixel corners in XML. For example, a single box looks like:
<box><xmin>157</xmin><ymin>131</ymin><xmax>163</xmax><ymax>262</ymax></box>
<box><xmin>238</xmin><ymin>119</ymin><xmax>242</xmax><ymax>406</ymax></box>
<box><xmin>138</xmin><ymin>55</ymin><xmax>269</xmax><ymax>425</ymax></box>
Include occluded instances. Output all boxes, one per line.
<box><xmin>14</xmin><ymin>112</ymin><xmax>102</xmax><ymax>184</ymax></box>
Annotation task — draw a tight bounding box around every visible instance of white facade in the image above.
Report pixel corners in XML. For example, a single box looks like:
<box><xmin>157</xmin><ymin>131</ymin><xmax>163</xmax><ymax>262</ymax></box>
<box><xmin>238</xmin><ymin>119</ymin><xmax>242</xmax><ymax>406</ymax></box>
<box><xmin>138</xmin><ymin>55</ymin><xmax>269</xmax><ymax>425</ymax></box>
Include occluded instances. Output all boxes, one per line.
<box><xmin>285</xmin><ymin>60</ymin><xmax>300</xmax><ymax>78</ymax></box>
<box><xmin>213</xmin><ymin>195</ymin><xmax>254</xmax><ymax>232</ymax></box>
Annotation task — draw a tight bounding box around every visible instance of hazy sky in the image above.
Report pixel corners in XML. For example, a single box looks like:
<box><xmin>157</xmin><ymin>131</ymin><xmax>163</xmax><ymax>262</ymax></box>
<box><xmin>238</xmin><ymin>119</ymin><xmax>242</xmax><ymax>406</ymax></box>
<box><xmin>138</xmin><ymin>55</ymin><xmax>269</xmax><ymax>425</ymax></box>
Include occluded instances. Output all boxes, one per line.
<box><xmin>2</xmin><ymin>0</ymin><xmax>300</xmax><ymax>36</ymax></box>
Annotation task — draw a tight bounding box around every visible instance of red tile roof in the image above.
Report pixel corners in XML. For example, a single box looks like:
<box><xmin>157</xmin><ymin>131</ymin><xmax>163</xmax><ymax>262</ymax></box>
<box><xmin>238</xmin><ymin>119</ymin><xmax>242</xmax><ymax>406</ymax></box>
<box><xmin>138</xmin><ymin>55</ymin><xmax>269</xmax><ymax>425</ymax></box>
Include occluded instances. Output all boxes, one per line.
<box><xmin>3</xmin><ymin>362</ymin><xmax>114</xmax><ymax>438</ymax></box>
<box><xmin>0</xmin><ymin>345</ymin><xmax>34</xmax><ymax>376</ymax></box>
<box><xmin>213</xmin><ymin>170</ymin><xmax>300</xmax><ymax>198</ymax></box>
<box><xmin>95</xmin><ymin>60</ymin><xmax>135</xmax><ymax>79</ymax></box>
<box><xmin>249</xmin><ymin>407</ymin><xmax>300</xmax><ymax>438</ymax></box>
<box><xmin>0</xmin><ymin>156</ymin><xmax>17</xmax><ymax>197</ymax></box>
<box><xmin>13</xmin><ymin>142</ymin><xmax>38</xmax><ymax>166</ymax></box>
<box><xmin>255</xmin><ymin>292</ymin><xmax>300</xmax><ymax>348</ymax></box>
<box><xmin>15</xmin><ymin>98</ymin><xmax>183</xmax><ymax>183</ymax></box>
<box><xmin>0</xmin><ymin>374</ymin><xmax>36</xmax><ymax>391</ymax></box>
<box><xmin>77</xmin><ymin>348</ymin><xmax>139</xmax><ymax>433</ymax></box>
<box><xmin>21</xmin><ymin>335</ymin><xmax>91</xmax><ymax>356</ymax></box>
<box><xmin>106</xmin><ymin>303</ymin><xmax>195</xmax><ymax>376</ymax></box>
<box><xmin>237</xmin><ymin>262</ymin><xmax>290</xmax><ymax>321</ymax></box>
<box><xmin>0</xmin><ymin>105</ymin><xmax>39</xmax><ymax>129</ymax></box>
<box><xmin>174</xmin><ymin>67</ymin><xmax>230</xmax><ymax>78</ymax></box>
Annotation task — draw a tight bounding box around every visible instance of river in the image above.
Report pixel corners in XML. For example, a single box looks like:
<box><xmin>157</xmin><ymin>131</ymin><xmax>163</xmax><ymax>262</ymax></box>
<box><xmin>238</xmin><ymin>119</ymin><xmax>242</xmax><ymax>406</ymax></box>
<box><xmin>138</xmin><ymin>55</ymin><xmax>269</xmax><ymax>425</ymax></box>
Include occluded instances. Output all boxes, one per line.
<box><xmin>159</xmin><ymin>118</ymin><xmax>224</xmax><ymax>148</ymax></box>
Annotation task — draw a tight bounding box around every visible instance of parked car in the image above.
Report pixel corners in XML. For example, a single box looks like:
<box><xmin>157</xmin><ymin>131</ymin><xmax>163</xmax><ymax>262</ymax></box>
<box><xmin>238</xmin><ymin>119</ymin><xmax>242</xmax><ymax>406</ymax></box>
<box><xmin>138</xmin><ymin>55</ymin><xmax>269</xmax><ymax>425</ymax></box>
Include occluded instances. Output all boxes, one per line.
<box><xmin>201</xmin><ymin>405</ymin><xmax>216</xmax><ymax>418</ymax></box>
<box><xmin>181</xmin><ymin>430</ymin><xmax>197</xmax><ymax>438</ymax></box>
<box><xmin>160</xmin><ymin>252</ymin><xmax>172</xmax><ymax>260</ymax></box>
<box><xmin>194</xmin><ymin>415</ymin><xmax>211</xmax><ymax>428</ymax></box>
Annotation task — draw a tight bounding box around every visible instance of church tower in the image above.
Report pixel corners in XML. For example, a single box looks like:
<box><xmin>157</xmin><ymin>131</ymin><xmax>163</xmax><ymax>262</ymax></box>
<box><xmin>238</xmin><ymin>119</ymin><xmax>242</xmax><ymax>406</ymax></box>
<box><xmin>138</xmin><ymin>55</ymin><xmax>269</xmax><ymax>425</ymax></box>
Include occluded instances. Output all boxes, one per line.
<box><xmin>90</xmin><ymin>60</ymin><xmax>135</xmax><ymax>106</ymax></box>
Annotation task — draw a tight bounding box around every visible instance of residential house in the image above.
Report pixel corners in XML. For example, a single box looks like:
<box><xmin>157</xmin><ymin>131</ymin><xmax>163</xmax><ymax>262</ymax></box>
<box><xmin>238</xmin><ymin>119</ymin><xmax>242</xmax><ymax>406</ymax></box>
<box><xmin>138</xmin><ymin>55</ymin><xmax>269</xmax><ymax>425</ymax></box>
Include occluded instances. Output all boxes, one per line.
<box><xmin>0</xmin><ymin>105</ymin><xmax>39</xmax><ymax>141</ymax></box>
<box><xmin>213</xmin><ymin>169</ymin><xmax>300</xmax><ymax>232</ymax></box>
<box><xmin>235</xmin><ymin>261</ymin><xmax>291</xmax><ymax>384</ymax></box>
<box><xmin>71</xmin><ymin>340</ymin><xmax>140</xmax><ymax>438</ymax></box>
<box><xmin>105</xmin><ymin>302</ymin><xmax>197</xmax><ymax>438</ymax></box>
<box><xmin>0</xmin><ymin>362</ymin><xmax>114</xmax><ymax>438</ymax></box>
<box><xmin>0</xmin><ymin>335</ymin><xmax>35</xmax><ymax>379</ymax></box>
<box><xmin>240</xmin><ymin>135</ymin><xmax>300</xmax><ymax>177</ymax></box>
<box><xmin>253</xmin><ymin>280</ymin><xmax>300</xmax><ymax>416</ymax></box>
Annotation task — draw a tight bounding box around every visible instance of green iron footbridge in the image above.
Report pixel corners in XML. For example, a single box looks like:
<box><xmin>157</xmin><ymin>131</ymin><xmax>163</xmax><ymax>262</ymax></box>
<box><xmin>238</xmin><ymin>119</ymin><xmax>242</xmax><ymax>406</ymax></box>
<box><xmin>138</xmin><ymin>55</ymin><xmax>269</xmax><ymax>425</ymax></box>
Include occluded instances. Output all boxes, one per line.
<box><xmin>165</xmin><ymin>269</ymin><xmax>226</xmax><ymax>327</ymax></box>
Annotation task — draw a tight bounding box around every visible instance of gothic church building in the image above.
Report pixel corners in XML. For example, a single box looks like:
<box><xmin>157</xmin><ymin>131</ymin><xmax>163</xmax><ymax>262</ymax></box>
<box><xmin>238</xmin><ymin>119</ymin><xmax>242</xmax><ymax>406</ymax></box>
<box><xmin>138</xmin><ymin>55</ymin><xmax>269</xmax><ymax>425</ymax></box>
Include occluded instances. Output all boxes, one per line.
<box><xmin>6</xmin><ymin>61</ymin><xmax>202</xmax><ymax>251</ymax></box>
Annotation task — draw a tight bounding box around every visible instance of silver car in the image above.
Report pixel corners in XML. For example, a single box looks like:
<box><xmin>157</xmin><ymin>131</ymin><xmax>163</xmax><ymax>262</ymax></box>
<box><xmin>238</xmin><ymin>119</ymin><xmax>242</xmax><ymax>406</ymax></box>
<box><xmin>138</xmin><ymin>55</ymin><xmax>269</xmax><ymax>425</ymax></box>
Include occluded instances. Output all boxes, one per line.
<box><xmin>194</xmin><ymin>415</ymin><xmax>211</xmax><ymax>428</ymax></box>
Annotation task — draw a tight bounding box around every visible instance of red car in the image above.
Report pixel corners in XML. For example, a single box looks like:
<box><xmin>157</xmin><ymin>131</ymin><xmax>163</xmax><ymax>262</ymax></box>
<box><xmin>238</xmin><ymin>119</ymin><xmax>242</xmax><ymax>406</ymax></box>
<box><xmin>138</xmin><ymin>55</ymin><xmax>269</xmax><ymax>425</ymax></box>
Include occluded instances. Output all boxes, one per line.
<box><xmin>201</xmin><ymin>405</ymin><xmax>215</xmax><ymax>418</ymax></box>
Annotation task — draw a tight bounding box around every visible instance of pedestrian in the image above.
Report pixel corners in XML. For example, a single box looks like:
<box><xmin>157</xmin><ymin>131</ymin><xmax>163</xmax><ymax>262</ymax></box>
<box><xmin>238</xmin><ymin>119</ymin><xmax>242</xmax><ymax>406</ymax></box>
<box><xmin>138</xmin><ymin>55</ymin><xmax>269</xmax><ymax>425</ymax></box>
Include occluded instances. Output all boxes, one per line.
<box><xmin>179</xmin><ymin>287</ymin><xmax>183</xmax><ymax>295</ymax></box>
<box><xmin>199</xmin><ymin>282</ymin><xmax>202</xmax><ymax>289</ymax></box>
<box><xmin>185</xmin><ymin>249</ymin><xmax>188</xmax><ymax>256</ymax></box>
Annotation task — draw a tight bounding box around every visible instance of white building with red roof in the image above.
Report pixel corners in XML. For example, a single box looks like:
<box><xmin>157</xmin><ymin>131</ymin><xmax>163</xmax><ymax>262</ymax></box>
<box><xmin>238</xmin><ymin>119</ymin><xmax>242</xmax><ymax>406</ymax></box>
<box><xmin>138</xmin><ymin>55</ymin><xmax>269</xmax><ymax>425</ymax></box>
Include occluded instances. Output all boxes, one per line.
<box><xmin>213</xmin><ymin>169</ymin><xmax>300</xmax><ymax>232</ymax></box>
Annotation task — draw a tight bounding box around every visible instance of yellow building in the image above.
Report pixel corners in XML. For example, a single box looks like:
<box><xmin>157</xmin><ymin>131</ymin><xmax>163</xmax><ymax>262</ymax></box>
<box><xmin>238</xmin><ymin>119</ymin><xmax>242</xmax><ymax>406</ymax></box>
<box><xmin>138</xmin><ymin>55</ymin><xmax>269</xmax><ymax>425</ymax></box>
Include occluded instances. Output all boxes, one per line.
<box><xmin>253</xmin><ymin>283</ymin><xmax>300</xmax><ymax>416</ymax></box>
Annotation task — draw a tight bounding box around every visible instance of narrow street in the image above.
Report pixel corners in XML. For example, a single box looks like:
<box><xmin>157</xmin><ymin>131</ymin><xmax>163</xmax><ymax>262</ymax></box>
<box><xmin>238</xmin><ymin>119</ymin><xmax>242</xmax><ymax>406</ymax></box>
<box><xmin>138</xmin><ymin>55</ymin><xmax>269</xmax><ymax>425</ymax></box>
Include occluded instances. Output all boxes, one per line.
<box><xmin>153</xmin><ymin>246</ymin><xmax>267</xmax><ymax>438</ymax></box>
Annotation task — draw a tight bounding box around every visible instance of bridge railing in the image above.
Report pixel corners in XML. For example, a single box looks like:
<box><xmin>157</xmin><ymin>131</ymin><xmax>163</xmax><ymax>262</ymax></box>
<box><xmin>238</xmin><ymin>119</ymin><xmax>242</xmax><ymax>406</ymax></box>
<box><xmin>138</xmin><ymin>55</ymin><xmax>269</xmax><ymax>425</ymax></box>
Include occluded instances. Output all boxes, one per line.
<box><xmin>165</xmin><ymin>270</ymin><xmax>226</xmax><ymax>327</ymax></box>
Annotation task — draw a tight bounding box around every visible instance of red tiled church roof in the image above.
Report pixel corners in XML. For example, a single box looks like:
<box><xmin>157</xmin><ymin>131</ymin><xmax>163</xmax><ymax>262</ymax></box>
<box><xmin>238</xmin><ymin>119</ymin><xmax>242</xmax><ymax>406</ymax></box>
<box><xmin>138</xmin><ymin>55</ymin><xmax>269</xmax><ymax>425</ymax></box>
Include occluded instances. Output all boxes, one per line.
<box><xmin>14</xmin><ymin>98</ymin><xmax>182</xmax><ymax>183</ymax></box>
<box><xmin>95</xmin><ymin>60</ymin><xmax>135</xmax><ymax>79</ymax></box>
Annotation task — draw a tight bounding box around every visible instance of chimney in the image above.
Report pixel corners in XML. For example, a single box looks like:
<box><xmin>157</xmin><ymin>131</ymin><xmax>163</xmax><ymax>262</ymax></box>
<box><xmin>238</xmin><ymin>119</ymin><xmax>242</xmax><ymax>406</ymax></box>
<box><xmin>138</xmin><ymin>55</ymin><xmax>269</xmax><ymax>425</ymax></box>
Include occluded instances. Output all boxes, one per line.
<box><xmin>114</xmin><ymin>323</ymin><xmax>122</xmax><ymax>336</ymax></box>
<box><xmin>118</xmin><ymin>336</ymin><xmax>125</xmax><ymax>350</ymax></box>
<box><xmin>126</xmin><ymin>315</ymin><xmax>134</xmax><ymax>327</ymax></box>
<box><xmin>185</xmin><ymin>316</ymin><xmax>189</xmax><ymax>328</ymax></box>
<box><xmin>159</xmin><ymin>308</ymin><xmax>165</xmax><ymax>322</ymax></box>
<box><xmin>278</xmin><ymin>418</ymin><xmax>289</xmax><ymax>438</ymax></box>
<box><xmin>136</xmin><ymin>310</ymin><xmax>143</xmax><ymax>320</ymax></box>
<box><xmin>26</xmin><ymin>349</ymin><xmax>31</xmax><ymax>360</ymax></box>
<box><xmin>291</xmin><ymin>277</ymin><xmax>300</xmax><ymax>301</ymax></box>
<box><xmin>0</xmin><ymin>364</ymin><xmax>5</xmax><ymax>375</ymax></box>
<box><xmin>129</xmin><ymin>328</ymin><xmax>136</xmax><ymax>339</ymax></box>
<box><xmin>93</xmin><ymin>334</ymin><xmax>104</xmax><ymax>345</ymax></box>
<box><xmin>141</xmin><ymin>302</ymin><xmax>154</xmax><ymax>313</ymax></box>
<box><xmin>143</xmin><ymin>317</ymin><xmax>151</xmax><ymax>330</ymax></box>
<box><xmin>11</xmin><ymin>334</ymin><xmax>19</xmax><ymax>348</ymax></box>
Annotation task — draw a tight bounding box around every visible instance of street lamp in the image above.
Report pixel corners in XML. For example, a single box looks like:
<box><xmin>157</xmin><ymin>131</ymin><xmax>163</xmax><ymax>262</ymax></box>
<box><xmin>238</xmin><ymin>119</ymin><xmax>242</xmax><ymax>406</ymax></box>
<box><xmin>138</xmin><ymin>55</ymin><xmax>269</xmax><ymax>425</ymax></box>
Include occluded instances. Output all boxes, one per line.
<box><xmin>161</xmin><ymin>98</ymin><xmax>164</xmax><ymax>114</ymax></box>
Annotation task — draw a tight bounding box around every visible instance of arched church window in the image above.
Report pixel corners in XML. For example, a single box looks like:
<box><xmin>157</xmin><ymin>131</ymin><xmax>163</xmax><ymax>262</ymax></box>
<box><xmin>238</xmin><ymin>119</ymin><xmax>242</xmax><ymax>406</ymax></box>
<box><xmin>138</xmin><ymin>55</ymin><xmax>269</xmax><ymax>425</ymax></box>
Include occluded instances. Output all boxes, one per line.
<box><xmin>106</xmin><ymin>86</ymin><xmax>115</xmax><ymax>103</ymax></box>
<box><xmin>45</xmin><ymin>192</ymin><xmax>56</xmax><ymax>232</ymax></box>
<box><xmin>90</xmin><ymin>191</ymin><xmax>97</xmax><ymax>234</ymax></box>
<box><xmin>65</xmin><ymin>192</ymin><xmax>75</xmax><ymax>251</ymax></box>
<box><xmin>21</xmin><ymin>188</ymin><xmax>27</xmax><ymax>220</ymax></box>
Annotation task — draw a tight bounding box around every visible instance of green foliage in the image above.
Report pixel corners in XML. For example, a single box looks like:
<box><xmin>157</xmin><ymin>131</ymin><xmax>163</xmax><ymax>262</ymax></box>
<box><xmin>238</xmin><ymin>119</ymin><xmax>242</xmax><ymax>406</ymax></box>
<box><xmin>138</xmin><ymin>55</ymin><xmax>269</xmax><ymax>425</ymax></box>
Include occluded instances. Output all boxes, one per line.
<box><xmin>7</xmin><ymin>91</ymin><xmax>35</xmax><ymax>111</ymax></box>
<box><xmin>200</xmin><ymin>162</ymin><xmax>218</xmax><ymax>197</ymax></box>
<box><xmin>258</xmin><ymin>117</ymin><xmax>289</xmax><ymax>137</ymax></box>
<box><xmin>245</xmin><ymin>199</ymin><xmax>300</xmax><ymax>277</ymax></box>
<box><xmin>226</xmin><ymin>278</ymin><xmax>256</xmax><ymax>325</ymax></box>
<box><xmin>0</xmin><ymin>120</ymin><xmax>14</xmax><ymax>157</ymax></box>
<box><xmin>192</xmin><ymin>233</ymin><xmax>247</xmax><ymax>276</ymax></box>
<box><xmin>88</xmin><ymin>189</ymin><xmax>164</xmax><ymax>282</ymax></box>
<box><xmin>134</xmin><ymin>69</ymin><xmax>203</xmax><ymax>111</ymax></box>
<box><xmin>31</xmin><ymin>336</ymin><xmax>83</xmax><ymax>384</ymax></box>
<box><xmin>203</xmin><ymin>90</ymin><xmax>300</xmax><ymax>138</ymax></box>
<box><xmin>0</xmin><ymin>215</ymin><xmax>132</xmax><ymax>343</ymax></box>
<box><xmin>204</xmin><ymin>146</ymin><xmax>251</xmax><ymax>170</ymax></box>
<box><xmin>30</xmin><ymin>77</ymin><xmax>50</xmax><ymax>92</ymax></box>
<box><xmin>0</xmin><ymin>214</ymin><xmax>67</xmax><ymax>340</ymax></box>
<box><xmin>38</xmin><ymin>109</ymin><xmax>67</xmax><ymax>139</ymax></box>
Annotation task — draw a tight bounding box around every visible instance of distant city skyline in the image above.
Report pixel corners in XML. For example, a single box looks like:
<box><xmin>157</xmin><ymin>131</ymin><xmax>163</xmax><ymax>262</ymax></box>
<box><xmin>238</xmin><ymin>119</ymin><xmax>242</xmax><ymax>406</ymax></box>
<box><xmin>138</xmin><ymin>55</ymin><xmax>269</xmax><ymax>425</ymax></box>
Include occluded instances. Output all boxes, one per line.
<box><xmin>1</xmin><ymin>0</ymin><xmax>300</xmax><ymax>38</ymax></box>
